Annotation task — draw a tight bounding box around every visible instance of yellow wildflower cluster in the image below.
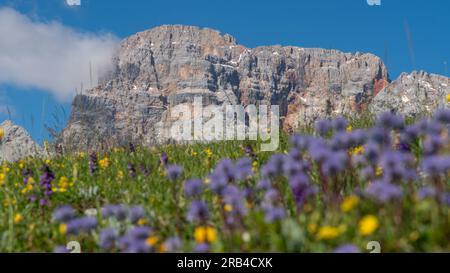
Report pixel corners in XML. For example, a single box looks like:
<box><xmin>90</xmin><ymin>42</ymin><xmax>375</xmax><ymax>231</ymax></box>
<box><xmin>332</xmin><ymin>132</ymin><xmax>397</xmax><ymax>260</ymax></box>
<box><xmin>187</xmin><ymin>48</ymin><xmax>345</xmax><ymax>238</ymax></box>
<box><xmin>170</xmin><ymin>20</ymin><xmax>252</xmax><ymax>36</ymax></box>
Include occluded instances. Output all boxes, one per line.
<box><xmin>341</xmin><ymin>195</ymin><xmax>359</xmax><ymax>212</ymax></box>
<box><xmin>14</xmin><ymin>214</ymin><xmax>23</xmax><ymax>224</ymax></box>
<box><xmin>0</xmin><ymin>172</ymin><xmax>6</xmax><ymax>186</ymax></box>
<box><xmin>316</xmin><ymin>225</ymin><xmax>346</xmax><ymax>240</ymax></box>
<box><xmin>204</xmin><ymin>148</ymin><xmax>213</xmax><ymax>158</ymax></box>
<box><xmin>21</xmin><ymin>177</ymin><xmax>35</xmax><ymax>194</ymax></box>
<box><xmin>358</xmin><ymin>215</ymin><xmax>379</xmax><ymax>236</ymax></box>
<box><xmin>350</xmin><ymin>146</ymin><xmax>364</xmax><ymax>156</ymax></box>
<box><xmin>194</xmin><ymin>226</ymin><xmax>217</xmax><ymax>244</ymax></box>
<box><xmin>99</xmin><ymin>157</ymin><xmax>110</xmax><ymax>170</ymax></box>
<box><xmin>0</xmin><ymin>127</ymin><xmax>4</xmax><ymax>141</ymax></box>
<box><xmin>53</xmin><ymin>176</ymin><xmax>74</xmax><ymax>193</ymax></box>
<box><xmin>447</xmin><ymin>93</ymin><xmax>450</xmax><ymax>103</ymax></box>
<box><xmin>145</xmin><ymin>236</ymin><xmax>160</xmax><ymax>247</ymax></box>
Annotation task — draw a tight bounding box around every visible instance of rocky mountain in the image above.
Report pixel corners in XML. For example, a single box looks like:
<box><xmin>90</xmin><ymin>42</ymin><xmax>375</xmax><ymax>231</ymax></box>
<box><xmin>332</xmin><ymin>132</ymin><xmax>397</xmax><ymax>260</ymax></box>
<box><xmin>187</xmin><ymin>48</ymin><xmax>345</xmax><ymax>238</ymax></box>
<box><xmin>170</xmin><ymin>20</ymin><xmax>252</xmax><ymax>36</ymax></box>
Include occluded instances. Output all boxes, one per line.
<box><xmin>0</xmin><ymin>120</ymin><xmax>43</xmax><ymax>162</ymax></box>
<box><xmin>60</xmin><ymin>25</ymin><xmax>449</xmax><ymax>150</ymax></box>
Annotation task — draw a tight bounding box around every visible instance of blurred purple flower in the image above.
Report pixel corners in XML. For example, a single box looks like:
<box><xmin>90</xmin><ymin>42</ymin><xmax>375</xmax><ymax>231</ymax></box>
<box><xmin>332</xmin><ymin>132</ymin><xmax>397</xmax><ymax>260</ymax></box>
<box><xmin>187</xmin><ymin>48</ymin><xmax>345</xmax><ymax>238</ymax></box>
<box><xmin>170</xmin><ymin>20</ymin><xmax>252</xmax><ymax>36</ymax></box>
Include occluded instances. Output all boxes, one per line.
<box><xmin>99</xmin><ymin>228</ymin><xmax>118</xmax><ymax>250</ymax></box>
<box><xmin>334</xmin><ymin>244</ymin><xmax>360</xmax><ymax>253</ymax></box>
<box><xmin>184</xmin><ymin>179</ymin><xmax>204</xmax><ymax>197</ymax></box>
<box><xmin>315</xmin><ymin>119</ymin><xmax>332</xmax><ymax>136</ymax></box>
<box><xmin>53</xmin><ymin>205</ymin><xmax>76</xmax><ymax>223</ymax></box>
<box><xmin>166</xmin><ymin>164</ymin><xmax>183</xmax><ymax>181</ymax></box>
<box><xmin>365</xmin><ymin>181</ymin><xmax>403</xmax><ymax>203</ymax></box>
<box><xmin>187</xmin><ymin>200</ymin><xmax>209</xmax><ymax>223</ymax></box>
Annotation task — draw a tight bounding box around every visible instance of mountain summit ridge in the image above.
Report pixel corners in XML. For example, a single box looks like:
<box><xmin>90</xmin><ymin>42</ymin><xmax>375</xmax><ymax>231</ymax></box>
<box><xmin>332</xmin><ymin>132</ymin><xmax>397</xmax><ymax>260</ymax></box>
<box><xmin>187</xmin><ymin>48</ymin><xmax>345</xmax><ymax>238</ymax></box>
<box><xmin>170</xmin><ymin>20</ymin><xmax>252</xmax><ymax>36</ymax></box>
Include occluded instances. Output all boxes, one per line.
<box><xmin>59</xmin><ymin>25</ymin><xmax>449</xmax><ymax>150</ymax></box>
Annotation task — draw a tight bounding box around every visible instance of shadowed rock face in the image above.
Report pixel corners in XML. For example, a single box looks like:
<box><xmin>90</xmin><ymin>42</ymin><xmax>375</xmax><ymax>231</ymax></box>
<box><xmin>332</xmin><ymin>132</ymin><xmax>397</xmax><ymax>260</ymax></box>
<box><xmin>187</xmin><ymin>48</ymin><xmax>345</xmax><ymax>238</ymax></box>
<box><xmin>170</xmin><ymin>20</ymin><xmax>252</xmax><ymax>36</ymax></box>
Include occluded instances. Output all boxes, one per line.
<box><xmin>60</xmin><ymin>25</ymin><xmax>449</xmax><ymax>150</ymax></box>
<box><xmin>0</xmin><ymin>120</ymin><xmax>42</xmax><ymax>162</ymax></box>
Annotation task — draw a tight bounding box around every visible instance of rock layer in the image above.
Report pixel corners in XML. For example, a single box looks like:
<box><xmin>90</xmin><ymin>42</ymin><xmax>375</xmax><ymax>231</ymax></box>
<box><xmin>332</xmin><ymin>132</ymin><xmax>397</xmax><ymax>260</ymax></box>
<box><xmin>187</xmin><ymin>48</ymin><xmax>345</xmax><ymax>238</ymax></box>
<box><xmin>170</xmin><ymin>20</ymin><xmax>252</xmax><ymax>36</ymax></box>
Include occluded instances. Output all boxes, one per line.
<box><xmin>0</xmin><ymin>120</ymin><xmax>42</xmax><ymax>162</ymax></box>
<box><xmin>60</xmin><ymin>25</ymin><xmax>449</xmax><ymax>150</ymax></box>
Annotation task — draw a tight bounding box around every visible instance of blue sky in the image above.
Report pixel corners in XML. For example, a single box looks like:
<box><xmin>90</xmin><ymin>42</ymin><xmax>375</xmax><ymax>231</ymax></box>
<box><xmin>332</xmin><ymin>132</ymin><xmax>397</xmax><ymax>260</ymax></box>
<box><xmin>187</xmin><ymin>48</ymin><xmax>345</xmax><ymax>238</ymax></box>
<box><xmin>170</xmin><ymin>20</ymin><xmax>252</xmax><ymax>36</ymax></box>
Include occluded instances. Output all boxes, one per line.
<box><xmin>0</xmin><ymin>0</ymin><xmax>449</xmax><ymax>143</ymax></box>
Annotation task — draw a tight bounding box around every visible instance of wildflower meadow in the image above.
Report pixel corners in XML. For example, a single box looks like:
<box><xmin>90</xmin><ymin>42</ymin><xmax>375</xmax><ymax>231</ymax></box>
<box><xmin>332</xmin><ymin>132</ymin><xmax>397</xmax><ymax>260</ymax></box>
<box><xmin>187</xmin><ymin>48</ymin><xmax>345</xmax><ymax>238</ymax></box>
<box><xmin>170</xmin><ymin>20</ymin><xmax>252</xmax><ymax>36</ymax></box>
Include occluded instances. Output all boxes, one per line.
<box><xmin>0</xmin><ymin>110</ymin><xmax>449</xmax><ymax>253</ymax></box>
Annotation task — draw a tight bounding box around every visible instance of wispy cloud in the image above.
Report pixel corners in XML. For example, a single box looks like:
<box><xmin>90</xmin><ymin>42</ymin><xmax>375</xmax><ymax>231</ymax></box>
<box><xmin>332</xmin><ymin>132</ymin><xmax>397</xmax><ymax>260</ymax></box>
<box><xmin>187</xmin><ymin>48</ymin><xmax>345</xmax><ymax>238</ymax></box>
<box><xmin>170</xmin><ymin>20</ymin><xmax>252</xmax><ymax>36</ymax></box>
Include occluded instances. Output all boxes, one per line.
<box><xmin>66</xmin><ymin>0</ymin><xmax>81</xmax><ymax>7</ymax></box>
<box><xmin>0</xmin><ymin>8</ymin><xmax>119</xmax><ymax>101</ymax></box>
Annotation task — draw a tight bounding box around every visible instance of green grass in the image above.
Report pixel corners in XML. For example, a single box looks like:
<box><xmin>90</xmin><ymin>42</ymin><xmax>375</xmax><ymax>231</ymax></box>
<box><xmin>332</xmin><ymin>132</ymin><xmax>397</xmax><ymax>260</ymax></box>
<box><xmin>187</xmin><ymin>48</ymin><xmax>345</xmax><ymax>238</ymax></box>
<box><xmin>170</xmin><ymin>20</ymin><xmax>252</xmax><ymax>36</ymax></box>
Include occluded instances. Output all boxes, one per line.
<box><xmin>0</xmin><ymin>114</ymin><xmax>449</xmax><ymax>253</ymax></box>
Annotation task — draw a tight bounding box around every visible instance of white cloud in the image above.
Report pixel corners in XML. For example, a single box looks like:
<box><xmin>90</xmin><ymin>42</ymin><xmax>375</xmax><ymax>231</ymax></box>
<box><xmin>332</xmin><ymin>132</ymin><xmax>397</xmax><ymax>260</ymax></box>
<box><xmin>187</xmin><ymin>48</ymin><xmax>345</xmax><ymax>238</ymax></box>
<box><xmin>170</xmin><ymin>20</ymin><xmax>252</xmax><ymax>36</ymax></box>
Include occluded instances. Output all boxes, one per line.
<box><xmin>66</xmin><ymin>0</ymin><xmax>81</xmax><ymax>6</ymax></box>
<box><xmin>0</xmin><ymin>8</ymin><xmax>119</xmax><ymax>101</ymax></box>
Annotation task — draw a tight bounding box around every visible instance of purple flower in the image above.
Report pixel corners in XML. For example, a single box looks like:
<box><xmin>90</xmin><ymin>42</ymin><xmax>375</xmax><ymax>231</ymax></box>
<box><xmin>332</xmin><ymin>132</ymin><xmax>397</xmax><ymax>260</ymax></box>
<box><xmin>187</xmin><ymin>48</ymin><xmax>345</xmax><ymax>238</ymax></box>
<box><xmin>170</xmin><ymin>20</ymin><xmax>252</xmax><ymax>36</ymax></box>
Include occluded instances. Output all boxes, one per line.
<box><xmin>334</xmin><ymin>244</ymin><xmax>360</xmax><ymax>253</ymax></box>
<box><xmin>53</xmin><ymin>245</ymin><xmax>70</xmax><ymax>253</ymax></box>
<box><xmin>368</xmin><ymin>126</ymin><xmax>391</xmax><ymax>147</ymax></box>
<box><xmin>365</xmin><ymin>181</ymin><xmax>403</xmax><ymax>203</ymax></box>
<box><xmin>53</xmin><ymin>205</ymin><xmax>76</xmax><ymax>223</ymax></box>
<box><xmin>290</xmin><ymin>134</ymin><xmax>311</xmax><ymax>151</ymax></box>
<box><xmin>89</xmin><ymin>153</ymin><xmax>98</xmax><ymax>174</ymax></box>
<box><xmin>187</xmin><ymin>200</ymin><xmax>209</xmax><ymax>223</ymax></box>
<box><xmin>184</xmin><ymin>179</ymin><xmax>204</xmax><ymax>197</ymax></box>
<box><xmin>417</xmin><ymin>187</ymin><xmax>437</xmax><ymax>200</ymax></box>
<box><xmin>99</xmin><ymin>228</ymin><xmax>118</xmax><ymax>250</ymax></box>
<box><xmin>423</xmin><ymin>135</ymin><xmax>444</xmax><ymax>155</ymax></box>
<box><xmin>315</xmin><ymin>119</ymin><xmax>332</xmax><ymax>136</ymax></box>
<box><xmin>40</xmin><ymin>165</ymin><xmax>54</xmax><ymax>197</ymax></box>
<box><xmin>129</xmin><ymin>206</ymin><xmax>145</xmax><ymax>223</ymax></box>
<box><xmin>162</xmin><ymin>237</ymin><xmax>182</xmax><ymax>252</ymax></box>
<box><xmin>379</xmin><ymin>151</ymin><xmax>417</xmax><ymax>182</ymax></box>
<box><xmin>194</xmin><ymin>243</ymin><xmax>210</xmax><ymax>253</ymax></box>
<box><xmin>222</xmin><ymin>185</ymin><xmax>248</xmax><ymax>218</ymax></box>
<box><xmin>376</xmin><ymin>112</ymin><xmax>404</xmax><ymax>130</ymax></box>
<box><xmin>166</xmin><ymin>164</ymin><xmax>183</xmax><ymax>181</ymax></box>
<box><xmin>235</xmin><ymin>157</ymin><xmax>253</xmax><ymax>180</ymax></box>
<box><xmin>66</xmin><ymin>216</ymin><xmax>97</xmax><ymax>235</ymax></box>
<box><xmin>321</xmin><ymin>151</ymin><xmax>348</xmax><ymax>176</ymax></box>
<box><xmin>261</xmin><ymin>154</ymin><xmax>286</xmax><ymax>177</ymax></box>
<box><xmin>421</xmin><ymin>156</ymin><xmax>450</xmax><ymax>176</ymax></box>
<box><xmin>128</xmin><ymin>163</ymin><xmax>137</xmax><ymax>178</ymax></box>
<box><xmin>441</xmin><ymin>193</ymin><xmax>450</xmax><ymax>206</ymax></box>
<box><xmin>102</xmin><ymin>204</ymin><xmax>128</xmax><ymax>221</ymax></box>
<box><xmin>433</xmin><ymin>108</ymin><xmax>450</xmax><ymax>124</ymax></box>
<box><xmin>160</xmin><ymin>152</ymin><xmax>169</xmax><ymax>166</ymax></box>
<box><xmin>333</xmin><ymin>116</ymin><xmax>348</xmax><ymax>132</ymax></box>
<box><xmin>363</xmin><ymin>142</ymin><xmax>380</xmax><ymax>163</ymax></box>
<box><xmin>256</xmin><ymin>179</ymin><xmax>272</xmax><ymax>191</ymax></box>
<box><xmin>289</xmin><ymin>173</ymin><xmax>317</xmax><ymax>208</ymax></box>
<box><xmin>263</xmin><ymin>206</ymin><xmax>286</xmax><ymax>223</ymax></box>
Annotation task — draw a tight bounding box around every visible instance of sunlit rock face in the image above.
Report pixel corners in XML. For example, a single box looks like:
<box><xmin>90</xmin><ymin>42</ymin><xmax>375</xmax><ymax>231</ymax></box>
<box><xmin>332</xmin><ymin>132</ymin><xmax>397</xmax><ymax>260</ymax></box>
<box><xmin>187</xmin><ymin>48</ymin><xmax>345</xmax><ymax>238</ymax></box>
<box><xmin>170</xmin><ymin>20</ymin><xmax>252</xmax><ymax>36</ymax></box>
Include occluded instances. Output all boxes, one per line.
<box><xmin>0</xmin><ymin>120</ymin><xmax>42</xmax><ymax>162</ymax></box>
<box><xmin>60</xmin><ymin>25</ymin><xmax>449</xmax><ymax>150</ymax></box>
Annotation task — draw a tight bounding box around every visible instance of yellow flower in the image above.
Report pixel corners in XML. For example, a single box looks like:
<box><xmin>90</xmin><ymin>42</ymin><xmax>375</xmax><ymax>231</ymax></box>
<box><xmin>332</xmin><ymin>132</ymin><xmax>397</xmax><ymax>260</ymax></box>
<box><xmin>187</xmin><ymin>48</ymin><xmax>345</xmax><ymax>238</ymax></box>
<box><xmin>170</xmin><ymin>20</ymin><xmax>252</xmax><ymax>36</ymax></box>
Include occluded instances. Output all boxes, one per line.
<box><xmin>346</xmin><ymin>125</ymin><xmax>353</xmax><ymax>132</ymax></box>
<box><xmin>224</xmin><ymin>204</ymin><xmax>233</xmax><ymax>212</ymax></box>
<box><xmin>45</xmin><ymin>159</ymin><xmax>51</xmax><ymax>165</ymax></box>
<box><xmin>146</xmin><ymin>236</ymin><xmax>159</xmax><ymax>247</ymax></box>
<box><xmin>350</xmin><ymin>146</ymin><xmax>364</xmax><ymax>156</ymax></box>
<box><xmin>358</xmin><ymin>215</ymin><xmax>379</xmax><ymax>236</ymax></box>
<box><xmin>447</xmin><ymin>93</ymin><xmax>450</xmax><ymax>103</ymax></box>
<box><xmin>0</xmin><ymin>173</ymin><xmax>5</xmax><ymax>186</ymax></box>
<box><xmin>204</xmin><ymin>148</ymin><xmax>213</xmax><ymax>158</ymax></box>
<box><xmin>0</xmin><ymin>127</ymin><xmax>4</xmax><ymax>141</ymax></box>
<box><xmin>204</xmin><ymin>178</ymin><xmax>210</xmax><ymax>185</ymax></box>
<box><xmin>341</xmin><ymin>195</ymin><xmax>359</xmax><ymax>212</ymax></box>
<box><xmin>137</xmin><ymin>218</ymin><xmax>148</xmax><ymax>226</ymax></box>
<box><xmin>194</xmin><ymin>226</ymin><xmax>217</xmax><ymax>243</ymax></box>
<box><xmin>117</xmin><ymin>170</ymin><xmax>124</xmax><ymax>179</ymax></box>
<box><xmin>375</xmin><ymin>166</ymin><xmax>383</xmax><ymax>176</ymax></box>
<box><xmin>316</xmin><ymin>226</ymin><xmax>342</xmax><ymax>240</ymax></box>
<box><xmin>14</xmin><ymin>213</ymin><xmax>23</xmax><ymax>224</ymax></box>
<box><xmin>99</xmin><ymin>157</ymin><xmax>110</xmax><ymax>170</ymax></box>
<box><xmin>59</xmin><ymin>223</ymin><xmax>68</xmax><ymax>235</ymax></box>
<box><xmin>191</xmin><ymin>151</ymin><xmax>198</xmax><ymax>156</ymax></box>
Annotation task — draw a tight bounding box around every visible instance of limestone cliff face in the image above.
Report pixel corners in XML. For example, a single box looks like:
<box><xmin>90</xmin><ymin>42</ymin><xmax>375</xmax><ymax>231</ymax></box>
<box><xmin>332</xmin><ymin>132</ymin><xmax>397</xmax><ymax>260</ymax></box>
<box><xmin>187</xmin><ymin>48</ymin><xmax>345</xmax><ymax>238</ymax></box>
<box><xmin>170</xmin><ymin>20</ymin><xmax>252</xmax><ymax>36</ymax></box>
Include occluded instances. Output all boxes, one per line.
<box><xmin>60</xmin><ymin>25</ymin><xmax>449</xmax><ymax>150</ymax></box>
<box><xmin>0</xmin><ymin>120</ymin><xmax>42</xmax><ymax>162</ymax></box>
